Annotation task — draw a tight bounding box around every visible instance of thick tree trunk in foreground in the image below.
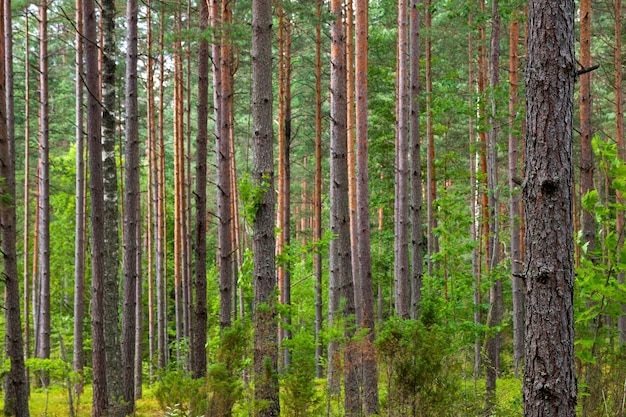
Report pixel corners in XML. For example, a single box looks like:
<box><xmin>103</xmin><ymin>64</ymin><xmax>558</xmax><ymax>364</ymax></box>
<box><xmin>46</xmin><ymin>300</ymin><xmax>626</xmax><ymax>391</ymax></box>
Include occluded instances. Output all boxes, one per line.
<box><xmin>251</xmin><ymin>0</ymin><xmax>280</xmax><ymax>413</ymax></box>
<box><xmin>523</xmin><ymin>0</ymin><xmax>577</xmax><ymax>414</ymax></box>
<box><xmin>1</xmin><ymin>4</ymin><xmax>30</xmax><ymax>414</ymax></box>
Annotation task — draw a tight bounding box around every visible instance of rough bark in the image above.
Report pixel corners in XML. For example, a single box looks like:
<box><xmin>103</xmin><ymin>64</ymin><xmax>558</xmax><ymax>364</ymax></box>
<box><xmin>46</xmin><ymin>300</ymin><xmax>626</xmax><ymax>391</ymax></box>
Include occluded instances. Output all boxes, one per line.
<box><xmin>355</xmin><ymin>0</ymin><xmax>379</xmax><ymax>413</ymax></box>
<box><xmin>122</xmin><ymin>0</ymin><xmax>140</xmax><ymax>408</ymax></box>
<box><xmin>73</xmin><ymin>0</ymin><xmax>86</xmax><ymax>396</ymax></box>
<box><xmin>83</xmin><ymin>0</ymin><xmax>109</xmax><ymax>409</ymax></box>
<box><xmin>409</xmin><ymin>0</ymin><xmax>423</xmax><ymax>319</ymax></box>
<box><xmin>425</xmin><ymin>0</ymin><xmax>437</xmax><ymax>275</ymax></box>
<box><xmin>523</xmin><ymin>0</ymin><xmax>577</xmax><ymax>414</ymax></box>
<box><xmin>101</xmin><ymin>0</ymin><xmax>123</xmax><ymax>408</ymax></box>
<box><xmin>192</xmin><ymin>0</ymin><xmax>209</xmax><ymax>379</ymax></box>
<box><xmin>394</xmin><ymin>0</ymin><xmax>410</xmax><ymax>319</ymax></box>
<box><xmin>251</xmin><ymin>0</ymin><xmax>280</xmax><ymax>413</ymax></box>
<box><xmin>1</xmin><ymin>3</ymin><xmax>31</xmax><ymax>414</ymax></box>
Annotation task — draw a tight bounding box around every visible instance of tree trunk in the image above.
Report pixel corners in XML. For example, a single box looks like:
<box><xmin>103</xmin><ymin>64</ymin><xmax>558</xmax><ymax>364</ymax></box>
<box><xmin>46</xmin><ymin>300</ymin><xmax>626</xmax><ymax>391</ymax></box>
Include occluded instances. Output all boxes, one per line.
<box><xmin>614</xmin><ymin>0</ymin><xmax>626</xmax><ymax>343</ymax></box>
<box><xmin>394</xmin><ymin>0</ymin><xmax>410</xmax><ymax>319</ymax></box>
<box><xmin>22</xmin><ymin>10</ymin><xmax>31</xmax><ymax>369</ymax></box>
<box><xmin>409</xmin><ymin>0</ymin><xmax>423</xmax><ymax>319</ymax></box>
<box><xmin>314</xmin><ymin>0</ymin><xmax>324</xmax><ymax>380</ymax></box>
<box><xmin>122</xmin><ymin>0</ymin><xmax>140</xmax><ymax>408</ymax></box>
<box><xmin>1</xmin><ymin>4</ymin><xmax>31</xmax><ymax>415</ymax></box>
<box><xmin>192</xmin><ymin>0</ymin><xmax>209</xmax><ymax>379</ymax></box>
<box><xmin>84</xmin><ymin>0</ymin><xmax>109</xmax><ymax>409</ymax></box>
<box><xmin>425</xmin><ymin>0</ymin><xmax>437</xmax><ymax>276</ymax></box>
<box><xmin>101</xmin><ymin>0</ymin><xmax>123</xmax><ymax>408</ymax></box>
<box><xmin>508</xmin><ymin>8</ymin><xmax>524</xmax><ymax>379</ymax></box>
<box><xmin>35</xmin><ymin>0</ymin><xmax>51</xmax><ymax>383</ymax></box>
<box><xmin>73</xmin><ymin>0</ymin><xmax>86</xmax><ymax>397</ymax></box>
<box><xmin>355</xmin><ymin>0</ymin><xmax>380</xmax><ymax>413</ymax></box>
<box><xmin>523</xmin><ymin>0</ymin><xmax>577</xmax><ymax>414</ymax></box>
<box><xmin>484</xmin><ymin>0</ymin><xmax>502</xmax><ymax>413</ymax></box>
<box><xmin>251</xmin><ymin>0</ymin><xmax>280</xmax><ymax>413</ymax></box>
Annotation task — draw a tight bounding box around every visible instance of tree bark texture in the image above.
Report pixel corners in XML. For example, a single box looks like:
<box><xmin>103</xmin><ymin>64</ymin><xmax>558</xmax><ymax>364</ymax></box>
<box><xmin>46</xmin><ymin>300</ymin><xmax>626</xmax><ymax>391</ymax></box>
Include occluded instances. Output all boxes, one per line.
<box><xmin>83</xmin><ymin>0</ymin><xmax>109</xmax><ymax>410</ymax></box>
<box><xmin>251</xmin><ymin>0</ymin><xmax>280</xmax><ymax>413</ymax></box>
<box><xmin>1</xmin><ymin>3</ymin><xmax>31</xmax><ymax>414</ymax></box>
<box><xmin>355</xmin><ymin>0</ymin><xmax>379</xmax><ymax>413</ymax></box>
<box><xmin>394</xmin><ymin>0</ymin><xmax>410</xmax><ymax>319</ymax></box>
<box><xmin>192</xmin><ymin>0</ymin><xmax>209</xmax><ymax>379</ymax></box>
<box><xmin>122</xmin><ymin>0</ymin><xmax>140</xmax><ymax>408</ymax></box>
<box><xmin>523</xmin><ymin>0</ymin><xmax>577</xmax><ymax>414</ymax></box>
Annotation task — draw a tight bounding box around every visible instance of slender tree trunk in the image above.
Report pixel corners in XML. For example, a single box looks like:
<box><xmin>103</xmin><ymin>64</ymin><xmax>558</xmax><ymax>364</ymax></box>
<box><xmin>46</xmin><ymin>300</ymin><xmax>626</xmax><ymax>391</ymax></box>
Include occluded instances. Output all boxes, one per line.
<box><xmin>192</xmin><ymin>0</ymin><xmax>209</xmax><ymax>379</ymax></box>
<box><xmin>35</xmin><ymin>0</ymin><xmax>51</xmax><ymax>382</ymax></box>
<box><xmin>156</xmin><ymin>2</ymin><xmax>168</xmax><ymax>369</ymax></box>
<box><xmin>122</xmin><ymin>0</ymin><xmax>140</xmax><ymax>408</ymax></box>
<box><xmin>251</xmin><ymin>0</ymin><xmax>280</xmax><ymax>413</ymax></box>
<box><xmin>23</xmin><ymin>9</ymin><xmax>31</xmax><ymax>373</ymax></box>
<box><xmin>1</xmin><ymin>4</ymin><xmax>31</xmax><ymax>415</ymax></box>
<box><xmin>314</xmin><ymin>0</ymin><xmax>324</xmax><ymax>380</ymax></box>
<box><xmin>355</xmin><ymin>0</ymin><xmax>379</xmax><ymax>413</ymax></box>
<box><xmin>409</xmin><ymin>0</ymin><xmax>423</xmax><ymax>319</ymax></box>
<box><xmin>73</xmin><ymin>0</ymin><xmax>86</xmax><ymax>396</ymax></box>
<box><xmin>523</xmin><ymin>0</ymin><xmax>577</xmax><ymax>414</ymax></box>
<box><xmin>394</xmin><ymin>0</ymin><xmax>410</xmax><ymax>319</ymax></box>
<box><xmin>101</xmin><ymin>0</ymin><xmax>123</xmax><ymax>408</ymax></box>
<box><xmin>146</xmin><ymin>0</ymin><xmax>156</xmax><ymax>383</ymax></box>
<box><xmin>508</xmin><ymin>8</ymin><xmax>524</xmax><ymax>378</ymax></box>
<box><xmin>614</xmin><ymin>0</ymin><xmax>626</xmax><ymax>343</ymax></box>
<box><xmin>484</xmin><ymin>1</ymin><xmax>502</xmax><ymax>413</ymax></box>
<box><xmin>84</xmin><ymin>0</ymin><xmax>109</xmax><ymax>409</ymax></box>
<box><xmin>468</xmin><ymin>11</ymin><xmax>482</xmax><ymax>378</ymax></box>
<box><xmin>425</xmin><ymin>0</ymin><xmax>437</xmax><ymax>276</ymax></box>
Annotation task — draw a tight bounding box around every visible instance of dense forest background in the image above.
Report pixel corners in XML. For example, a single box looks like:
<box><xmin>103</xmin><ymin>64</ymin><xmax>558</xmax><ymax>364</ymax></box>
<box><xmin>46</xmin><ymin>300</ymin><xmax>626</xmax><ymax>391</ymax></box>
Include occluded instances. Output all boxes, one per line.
<box><xmin>0</xmin><ymin>0</ymin><xmax>624</xmax><ymax>415</ymax></box>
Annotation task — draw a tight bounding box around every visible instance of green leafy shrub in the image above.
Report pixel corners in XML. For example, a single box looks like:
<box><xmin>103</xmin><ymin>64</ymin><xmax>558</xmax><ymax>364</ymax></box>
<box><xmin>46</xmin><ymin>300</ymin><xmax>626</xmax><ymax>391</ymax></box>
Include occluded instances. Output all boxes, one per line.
<box><xmin>154</xmin><ymin>370</ymin><xmax>206</xmax><ymax>416</ymax></box>
<box><xmin>376</xmin><ymin>309</ymin><xmax>461</xmax><ymax>417</ymax></box>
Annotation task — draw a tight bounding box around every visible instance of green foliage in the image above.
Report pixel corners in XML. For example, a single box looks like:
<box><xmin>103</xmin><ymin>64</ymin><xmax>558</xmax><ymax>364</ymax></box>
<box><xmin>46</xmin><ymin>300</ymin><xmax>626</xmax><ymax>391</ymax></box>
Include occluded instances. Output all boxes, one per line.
<box><xmin>376</xmin><ymin>312</ymin><xmax>461</xmax><ymax>417</ymax></box>
<box><xmin>238</xmin><ymin>172</ymin><xmax>271</xmax><ymax>224</ymax></box>
<box><xmin>280</xmin><ymin>331</ymin><xmax>323</xmax><ymax>417</ymax></box>
<box><xmin>154</xmin><ymin>371</ymin><xmax>206</xmax><ymax>416</ymax></box>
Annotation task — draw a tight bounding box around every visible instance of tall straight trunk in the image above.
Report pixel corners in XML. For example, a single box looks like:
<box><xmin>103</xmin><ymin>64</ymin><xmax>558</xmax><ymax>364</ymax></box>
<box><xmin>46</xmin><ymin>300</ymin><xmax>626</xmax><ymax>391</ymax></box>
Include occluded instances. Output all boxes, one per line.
<box><xmin>218</xmin><ymin>0</ymin><xmax>234</xmax><ymax>330</ymax></box>
<box><xmin>346</xmin><ymin>0</ymin><xmax>359</xmax><ymax>324</ymax></box>
<box><xmin>314</xmin><ymin>0</ymin><xmax>324</xmax><ymax>380</ymax></box>
<box><xmin>146</xmin><ymin>0</ymin><xmax>156</xmax><ymax>382</ymax></box>
<box><xmin>173</xmin><ymin>10</ymin><xmax>185</xmax><ymax>364</ymax></box>
<box><xmin>614</xmin><ymin>0</ymin><xmax>626</xmax><ymax>343</ymax></box>
<box><xmin>277</xmin><ymin>3</ymin><xmax>292</xmax><ymax>368</ymax></box>
<box><xmin>134</xmin><ymin>224</ymin><xmax>143</xmax><ymax>399</ymax></box>
<box><xmin>84</xmin><ymin>0</ymin><xmax>109</xmax><ymax>409</ymax></box>
<box><xmin>409</xmin><ymin>0</ymin><xmax>423</xmax><ymax>318</ymax></box>
<box><xmin>468</xmin><ymin>11</ymin><xmax>482</xmax><ymax>377</ymax></box>
<box><xmin>523</xmin><ymin>0</ymin><xmax>577</xmax><ymax>414</ymax></box>
<box><xmin>328</xmin><ymin>0</ymin><xmax>360</xmax><ymax>413</ymax></box>
<box><xmin>394</xmin><ymin>0</ymin><xmax>410</xmax><ymax>319</ymax></box>
<box><xmin>101</xmin><ymin>0</ymin><xmax>123</xmax><ymax>408</ymax></box>
<box><xmin>35</xmin><ymin>0</ymin><xmax>51</xmax><ymax>376</ymax></box>
<box><xmin>192</xmin><ymin>0</ymin><xmax>209</xmax><ymax>379</ymax></box>
<box><xmin>1</xmin><ymin>4</ymin><xmax>31</xmax><ymax>415</ymax></box>
<box><xmin>355</xmin><ymin>0</ymin><xmax>379</xmax><ymax>413</ymax></box>
<box><xmin>251</xmin><ymin>0</ymin><xmax>280</xmax><ymax>413</ymax></box>
<box><xmin>23</xmin><ymin>10</ymin><xmax>31</xmax><ymax>365</ymax></box>
<box><xmin>484</xmin><ymin>0</ymin><xmax>502</xmax><ymax>413</ymax></box>
<box><xmin>508</xmin><ymin>8</ymin><xmax>524</xmax><ymax>378</ymax></box>
<box><xmin>73</xmin><ymin>0</ymin><xmax>86</xmax><ymax>395</ymax></box>
<box><xmin>425</xmin><ymin>0</ymin><xmax>437</xmax><ymax>276</ymax></box>
<box><xmin>122</xmin><ymin>0</ymin><xmax>140</xmax><ymax>408</ymax></box>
